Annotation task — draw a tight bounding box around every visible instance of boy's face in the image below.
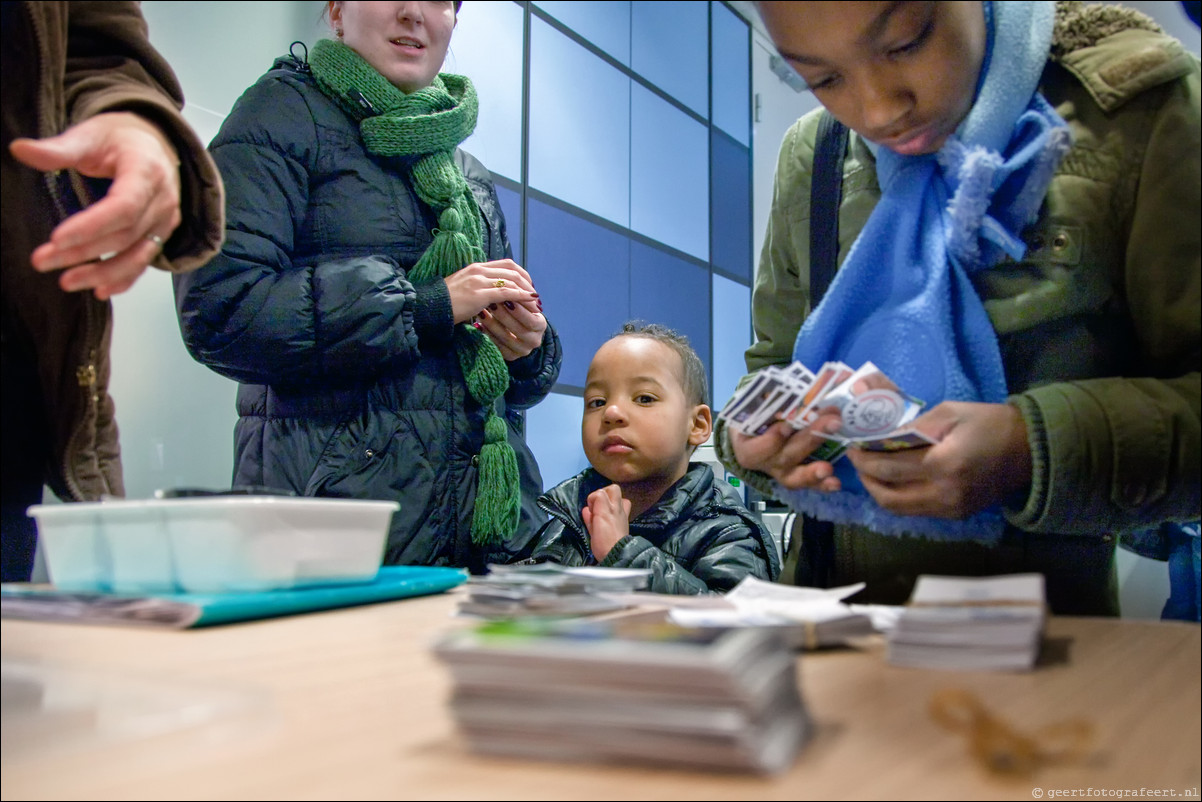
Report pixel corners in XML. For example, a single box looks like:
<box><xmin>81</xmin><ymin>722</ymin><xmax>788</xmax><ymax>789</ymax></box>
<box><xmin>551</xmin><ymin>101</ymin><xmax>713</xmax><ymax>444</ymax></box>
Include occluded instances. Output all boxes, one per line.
<box><xmin>758</xmin><ymin>1</ymin><xmax>986</xmax><ymax>156</ymax></box>
<box><xmin>582</xmin><ymin>337</ymin><xmax>712</xmax><ymax>490</ymax></box>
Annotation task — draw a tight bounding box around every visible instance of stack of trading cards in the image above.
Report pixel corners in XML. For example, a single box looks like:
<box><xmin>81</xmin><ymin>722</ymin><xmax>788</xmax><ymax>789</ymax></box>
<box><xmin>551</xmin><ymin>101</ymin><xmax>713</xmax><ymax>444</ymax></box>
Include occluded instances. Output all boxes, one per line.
<box><xmin>434</xmin><ymin>614</ymin><xmax>810</xmax><ymax>773</ymax></box>
<box><xmin>887</xmin><ymin>574</ymin><xmax>1046</xmax><ymax>671</ymax></box>
<box><xmin>718</xmin><ymin>361</ymin><xmax>938</xmax><ymax>463</ymax></box>
<box><xmin>455</xmin><ymin>564</ymin><xmax>652</xmax><ymax>619</ymax></box>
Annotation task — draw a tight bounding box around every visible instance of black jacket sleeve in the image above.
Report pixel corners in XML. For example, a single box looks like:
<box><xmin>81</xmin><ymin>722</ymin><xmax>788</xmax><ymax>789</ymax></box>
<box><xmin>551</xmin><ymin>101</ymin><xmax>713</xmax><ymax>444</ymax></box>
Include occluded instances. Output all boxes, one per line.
<box><xmin>173</xmin><ymin>76</ymin><xmax>430</xmax><ymax>387</ymax></box>
<box><xmin>602</xmin><ymin>519</ymin><xmax>778</xmax><ymax>595</ymax></box>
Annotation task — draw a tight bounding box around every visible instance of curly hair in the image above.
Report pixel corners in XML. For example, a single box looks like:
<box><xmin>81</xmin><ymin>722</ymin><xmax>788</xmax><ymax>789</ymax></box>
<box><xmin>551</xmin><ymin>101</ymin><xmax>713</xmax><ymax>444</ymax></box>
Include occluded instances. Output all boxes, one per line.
<box><xmin>613</xmin><ymin>321</ymin><xmax>708</xmax><ymax>407</ymax></box>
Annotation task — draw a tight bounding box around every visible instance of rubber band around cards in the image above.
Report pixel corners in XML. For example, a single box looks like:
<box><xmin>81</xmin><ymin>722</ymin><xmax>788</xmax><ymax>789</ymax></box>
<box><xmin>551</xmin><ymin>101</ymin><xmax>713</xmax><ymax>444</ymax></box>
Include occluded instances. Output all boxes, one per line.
<box><xmin>802</xmin><ymin>620</ymin><xmax>820</xmax><ymax>651</ymax></box>
<box><xmin>929</xmin><ymin>687</ymin><xmax>1094</xmax><ymax>777</ymax></box>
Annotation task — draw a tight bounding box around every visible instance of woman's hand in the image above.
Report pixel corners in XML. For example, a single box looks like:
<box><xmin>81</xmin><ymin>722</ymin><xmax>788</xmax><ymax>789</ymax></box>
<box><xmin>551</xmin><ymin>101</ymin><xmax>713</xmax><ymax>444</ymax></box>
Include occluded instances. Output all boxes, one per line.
<box><xmin>846</xmin><ymin>401</ymin><xmax>1032</xmax><ymax>519</ymax></box>
<box><xmin>9</xmin><ymin>112</ymin><xmax>182</xmax><ymax>300</ymax></box>
<box><xmin>445</xmin><ymin>259</ymin><xmax>540</xmax><ymax>322</ymax></box>
<box><xmin>476</xmin><ymin>298</ymin><xmax>547</xmax><ymax>360</ymax></box>
<box><xmin>583</xmin><ymin>484</ymin><xmax>631</xmax><ymax>561</ymax></box>
<box><xmin>728</xmin><ymin>409</ymin><xmax>845</xmax><ymax>492</ymax></box>
<box><xmin>444</xmin><ymin>259</ymin><xmax>545</xmax><ymax>360</ymax></box>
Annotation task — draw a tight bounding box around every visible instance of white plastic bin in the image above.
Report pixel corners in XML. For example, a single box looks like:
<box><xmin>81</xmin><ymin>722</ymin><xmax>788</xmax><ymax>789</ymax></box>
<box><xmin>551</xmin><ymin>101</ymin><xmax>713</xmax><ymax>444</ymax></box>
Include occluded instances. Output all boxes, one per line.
<box><xmin>27</xmin><ymin>497</ymin><xmax>399</xmax><ymax>594</ymax></box>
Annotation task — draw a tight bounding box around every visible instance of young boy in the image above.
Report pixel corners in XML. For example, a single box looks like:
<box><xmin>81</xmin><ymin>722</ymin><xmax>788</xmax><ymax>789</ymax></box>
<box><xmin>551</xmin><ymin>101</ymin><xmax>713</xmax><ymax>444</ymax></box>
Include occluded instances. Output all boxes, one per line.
<box><xmin>527</xmin><ymin>323</ymin><xmax>781</xmax><ymax>594</ymax></box>
<box><xmin>716</xmin><ymin>1</ymin><xmax>1200</xmax><ymax>615</ymax></box>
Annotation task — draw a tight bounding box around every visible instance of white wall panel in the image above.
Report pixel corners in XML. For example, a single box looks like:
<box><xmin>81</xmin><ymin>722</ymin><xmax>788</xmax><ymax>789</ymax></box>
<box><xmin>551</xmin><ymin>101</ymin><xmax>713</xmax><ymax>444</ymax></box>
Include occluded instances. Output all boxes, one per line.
<box><xmin>711</xmin><ymin>2</ymin><xmax>750</xmax><ymax>146</ymax></box>
<box><xmin>446</xmin><ymin>0</ymin><xmax>525</xmax><ymax>182</ymax></box>
<box><xmin>526</xmin><ymin>392</ymin><xmax>590</xmax><ymax>492</ymax></box>
<box><xmin>630</xmin><ymin>0</ymin><xmax>708</xmax><ymax>117</ymax></box>
<box><xmin>534</xmin><ymin>0</ymin><xmax>631</xmax><ymax>65</ymax></box>
<box><xmin>630</xmin><ymin>84</ymin><xmax>708</xmax><ymax>260</ymax></box>
<box><xmin>711</xmin><ymin>274</ymin><xmax>751</xmax><ymax>406</ymax></box>
<box><xmin>529</xmin><ymin>17</ymin><xmax>630</xmax><ymax>227</ymax></box>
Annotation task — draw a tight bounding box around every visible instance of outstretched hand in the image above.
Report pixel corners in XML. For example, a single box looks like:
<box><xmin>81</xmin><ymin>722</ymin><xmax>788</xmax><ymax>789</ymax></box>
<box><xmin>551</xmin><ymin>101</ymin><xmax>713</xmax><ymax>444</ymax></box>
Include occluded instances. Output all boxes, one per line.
<box><xmin>846</xmin><ymin>401</ymin><xmax>1032</xmax><ymax>519</ymax></box>
<box><xmin>9</xmin><ymin>111</ymin><xmax>182</xmax><ymax>300</ymax></box>
<box><xmin>583</xmin><ymin>483</ymin><xmax>631</xmax><ymax>561</ymax></box>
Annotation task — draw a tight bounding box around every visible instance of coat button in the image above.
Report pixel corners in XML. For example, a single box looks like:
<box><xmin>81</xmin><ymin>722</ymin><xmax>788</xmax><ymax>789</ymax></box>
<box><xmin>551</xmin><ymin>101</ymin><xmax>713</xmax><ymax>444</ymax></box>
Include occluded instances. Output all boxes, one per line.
<box><xmin>471</xmin><ymin>455</ymin><xmax>480</xmax><ymax>467</ymax></box>
<box><xmin>364</xmin><ymin>449</ymin><xmax>375</xmax><ymax>459</ymax></box>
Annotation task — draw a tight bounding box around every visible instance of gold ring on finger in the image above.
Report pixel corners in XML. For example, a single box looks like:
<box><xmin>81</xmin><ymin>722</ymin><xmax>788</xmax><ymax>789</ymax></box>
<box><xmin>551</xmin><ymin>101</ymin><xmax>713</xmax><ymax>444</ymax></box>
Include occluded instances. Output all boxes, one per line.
<box><xmin>493</xmin><ymin>279</ymin><xmax>506</xmax><ymax>288</ymax></box>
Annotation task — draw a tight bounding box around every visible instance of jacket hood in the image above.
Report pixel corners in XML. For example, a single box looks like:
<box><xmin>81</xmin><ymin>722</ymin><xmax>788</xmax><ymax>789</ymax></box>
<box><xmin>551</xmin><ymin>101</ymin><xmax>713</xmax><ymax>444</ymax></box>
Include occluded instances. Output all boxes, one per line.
<box><xmin>1050</xmin><ymin>0</ymin><xmax>1196</xmax><ymax>113</ymax></box>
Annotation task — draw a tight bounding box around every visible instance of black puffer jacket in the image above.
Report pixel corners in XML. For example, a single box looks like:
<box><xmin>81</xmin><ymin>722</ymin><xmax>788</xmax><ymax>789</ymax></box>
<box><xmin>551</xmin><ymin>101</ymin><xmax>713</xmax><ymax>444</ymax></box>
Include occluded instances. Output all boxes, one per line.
<box><xmin>174</xmin><ymin>52</ymin><xmax>561</xmax><ymax>572</ymax></box>
<box><xmin>529</xmin><ymin>464</ymin><xmax>781</xmax><ymax>594</ymax></box>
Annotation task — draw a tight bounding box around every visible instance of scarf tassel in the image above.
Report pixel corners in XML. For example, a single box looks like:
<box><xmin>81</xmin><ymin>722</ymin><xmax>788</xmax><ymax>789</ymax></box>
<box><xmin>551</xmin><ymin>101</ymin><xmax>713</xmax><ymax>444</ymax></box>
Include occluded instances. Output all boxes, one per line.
<box><xmin>411</xmin><ymin>205</ymin><xmax>484</xmax><ymax>284</ymax></box>
<box><xmin>1011</xmin><ymin>123</ymin><xmax>1074</xmax><ymax>225</ymax></box>
<box><xmin>471</xmin><ymin>414</ymin><xmax>520</xmax><ymax>544</ymax></box>
<box><xmin>456</xmin><ymin>325</ymin><xmax>510</xmax><ymax>404</ymax></box>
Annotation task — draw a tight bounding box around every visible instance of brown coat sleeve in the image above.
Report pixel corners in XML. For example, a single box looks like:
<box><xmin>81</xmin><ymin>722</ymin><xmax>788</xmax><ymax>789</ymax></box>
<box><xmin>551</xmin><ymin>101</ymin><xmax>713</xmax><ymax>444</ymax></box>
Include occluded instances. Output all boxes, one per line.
<box><xmin>34</xmin><ymin>0</ymin><xmax>224</xmax><ymax>271</ymax></box>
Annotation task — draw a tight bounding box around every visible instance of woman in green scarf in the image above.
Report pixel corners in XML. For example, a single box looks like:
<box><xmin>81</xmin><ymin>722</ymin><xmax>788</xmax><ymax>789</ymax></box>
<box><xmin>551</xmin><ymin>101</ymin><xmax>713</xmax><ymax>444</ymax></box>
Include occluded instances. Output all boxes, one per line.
<box><xmin>174</xmin><ymin>1</ymin><xmax>562</xmax><ymax>572</ymax></box>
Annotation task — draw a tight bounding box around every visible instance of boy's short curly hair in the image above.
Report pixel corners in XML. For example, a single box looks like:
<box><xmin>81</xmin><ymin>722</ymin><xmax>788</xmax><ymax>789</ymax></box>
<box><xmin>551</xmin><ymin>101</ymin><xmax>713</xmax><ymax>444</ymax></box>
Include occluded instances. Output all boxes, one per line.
<box><xmin>614</xmin><ymin>321</ymin><xmax>708</xmax><ymax>407</ymax></box>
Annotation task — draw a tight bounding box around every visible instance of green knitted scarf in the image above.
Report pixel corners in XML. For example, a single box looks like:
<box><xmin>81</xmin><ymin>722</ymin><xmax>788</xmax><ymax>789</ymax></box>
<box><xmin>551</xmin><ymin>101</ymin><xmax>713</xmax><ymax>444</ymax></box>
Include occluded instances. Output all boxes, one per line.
<box><xmin>309</xmin><ymin>38</ymin><xmax>519</xmax><ymax>544</ymax></box>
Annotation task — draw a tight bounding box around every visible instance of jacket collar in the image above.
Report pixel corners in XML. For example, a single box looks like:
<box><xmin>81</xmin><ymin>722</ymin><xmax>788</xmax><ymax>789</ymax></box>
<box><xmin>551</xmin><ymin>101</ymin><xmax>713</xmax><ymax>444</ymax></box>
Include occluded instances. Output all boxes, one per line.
<box><xmin>541</xmin><ymin>463</ymin><xmax>720</xmax><ymax>532</ymax></box>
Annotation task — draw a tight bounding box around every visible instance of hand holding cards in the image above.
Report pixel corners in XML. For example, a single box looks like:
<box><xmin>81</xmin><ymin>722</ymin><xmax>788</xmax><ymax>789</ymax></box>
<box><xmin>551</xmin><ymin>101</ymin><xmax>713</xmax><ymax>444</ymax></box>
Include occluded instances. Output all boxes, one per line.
<box><xmin>719</xmin><ymin>361</ymin><xmax>939</xmax><ymax>463</ymax></box>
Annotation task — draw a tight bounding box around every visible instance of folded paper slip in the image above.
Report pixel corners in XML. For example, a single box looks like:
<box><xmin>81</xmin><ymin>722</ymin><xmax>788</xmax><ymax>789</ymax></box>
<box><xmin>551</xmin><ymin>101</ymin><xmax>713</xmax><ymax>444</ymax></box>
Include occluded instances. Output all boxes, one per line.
<box><xmin>0</xmin><ymin>566</ymin><xmax>468</xmax><ymax>629</ymax></box>
<box><xmin>661</xmin><ymin>577</ymin><xmax>877</xmax><ymax>649</ymax></box>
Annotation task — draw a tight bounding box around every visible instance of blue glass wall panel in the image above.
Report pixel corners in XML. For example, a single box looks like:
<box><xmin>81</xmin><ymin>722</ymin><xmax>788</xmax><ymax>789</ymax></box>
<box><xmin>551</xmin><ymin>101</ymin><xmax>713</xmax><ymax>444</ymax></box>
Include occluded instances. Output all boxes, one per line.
<box><xmin>526</xmin><ymin>391</ymin><xmax>591</xmax><ymax>491</ymax></box>
<box><xmin>710</xmin><ymin>2</ymin><xmax>750</xmax><ymax>146</ymax></box>
<box><xmin>710</xmin><ymin>129</ymin><xmax>752</xmax><ymax>280</ymax></box>
<box><xmin>711</xmin><ymin>274</ymin><xmax>752</xmax><ymax>408</ymax></box>
<box><xmin>630</xmin><ymin>1</ymin><xmax>709</xmax><ymax>117</ymax></box>
<box><xmin>630</xmin><ymin>83</ymin><xmax>709</xmax><ymax>261</ymax></box>
<box><xmin>446</xmin><ymin>0</ymin><xmax>524</xmax><ymax>182</ymax></box>
<box><xmin>455</xmin><ymin>1</ymin><xmax>755</xmax><ymax>489</ymax></box>
<box><xmin>529</xmin><ymin>17</ymin><xmax>630</xmax><ymax>228</ymax></box>
<box><xmin>629</xmin><ymin>242</ymin><xmax>712</xmax><ymax>399</ymax></box>
<box><xmin>533</xmin><ymin>0</ymin><xmax>631</xmax><ymax>65</ymax></box>
<box><xmin>494</xmin><ymin>183</ymin><xmax>522</xmax><ymax>265</ymax></box>
<box><xmin>526</xmin><ymin>198</ymin><xmax>631</xmax><ymax>388</ymax></box>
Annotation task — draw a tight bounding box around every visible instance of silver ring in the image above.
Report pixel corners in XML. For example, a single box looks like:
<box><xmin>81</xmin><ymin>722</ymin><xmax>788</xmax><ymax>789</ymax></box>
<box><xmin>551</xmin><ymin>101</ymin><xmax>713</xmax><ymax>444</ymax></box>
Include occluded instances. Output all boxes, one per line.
<box><xmin>147</xmin><ymin>233</ymin><xmax>164</xmax><ymax>248</ymax></box>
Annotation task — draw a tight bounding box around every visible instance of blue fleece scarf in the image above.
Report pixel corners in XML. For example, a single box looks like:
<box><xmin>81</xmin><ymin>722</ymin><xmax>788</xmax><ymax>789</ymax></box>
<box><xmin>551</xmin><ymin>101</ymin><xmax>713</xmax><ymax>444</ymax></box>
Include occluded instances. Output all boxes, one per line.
<box><xmin>777</xmin><ymin>1</ymin><xmax>1072</xmax><ymax>544</ymax></box>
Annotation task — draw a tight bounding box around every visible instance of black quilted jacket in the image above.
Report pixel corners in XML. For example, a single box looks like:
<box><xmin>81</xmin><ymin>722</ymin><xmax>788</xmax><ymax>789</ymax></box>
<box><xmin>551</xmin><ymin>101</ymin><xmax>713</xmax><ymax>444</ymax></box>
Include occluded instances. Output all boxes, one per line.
<box><xmin>529</xmin><ymin>464</ymin><xmax>781</xmax><ymax>594</ymax></box>
<box><xmin>174</xmin><ymin>52</ymin><xmax>561</xmax><ymax>572</ymax></box>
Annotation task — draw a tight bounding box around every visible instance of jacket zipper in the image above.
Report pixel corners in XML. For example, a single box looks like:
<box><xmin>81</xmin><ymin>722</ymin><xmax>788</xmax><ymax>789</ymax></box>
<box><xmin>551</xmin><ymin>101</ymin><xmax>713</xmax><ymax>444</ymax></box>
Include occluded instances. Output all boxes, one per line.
<box><xmin>535</xmin><ymin>497</ymin><xmax>597</xmax><ymax>565</ymax></box>
<box><xmin>27</xmin><ymin>3</ymin><xmax>70</xmax><ymax>221</ymax></box>
<box><xmin>28</xmin><ymin>2</ymin><xmax>97</xmax><ymax>502</ymax></box>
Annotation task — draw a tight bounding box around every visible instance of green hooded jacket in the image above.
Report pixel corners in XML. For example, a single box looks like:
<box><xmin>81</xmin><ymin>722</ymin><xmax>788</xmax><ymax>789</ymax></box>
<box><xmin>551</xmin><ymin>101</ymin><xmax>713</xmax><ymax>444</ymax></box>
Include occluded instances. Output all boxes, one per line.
<box><xmin>715</xmin><ymin>3</ymin><xmax>1200</xmax><ymax>615</ymax></box>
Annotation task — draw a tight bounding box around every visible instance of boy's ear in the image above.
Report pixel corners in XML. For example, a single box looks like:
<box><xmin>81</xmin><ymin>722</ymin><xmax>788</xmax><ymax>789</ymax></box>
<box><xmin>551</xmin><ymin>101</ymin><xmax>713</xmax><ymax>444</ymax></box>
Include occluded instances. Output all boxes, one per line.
<box><xmin>688</xmin><ymin>404</ymin><xmax>713</xmax><ymax>447</ymax></box>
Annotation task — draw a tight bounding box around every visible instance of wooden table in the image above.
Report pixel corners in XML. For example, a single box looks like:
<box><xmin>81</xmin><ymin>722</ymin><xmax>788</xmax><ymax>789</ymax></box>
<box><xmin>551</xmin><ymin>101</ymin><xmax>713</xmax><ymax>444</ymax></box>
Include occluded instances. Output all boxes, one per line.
<box><xmin>2</xmin><ymin>590</ymin><xmax>1199</xmax><ymax>801</ymax></box>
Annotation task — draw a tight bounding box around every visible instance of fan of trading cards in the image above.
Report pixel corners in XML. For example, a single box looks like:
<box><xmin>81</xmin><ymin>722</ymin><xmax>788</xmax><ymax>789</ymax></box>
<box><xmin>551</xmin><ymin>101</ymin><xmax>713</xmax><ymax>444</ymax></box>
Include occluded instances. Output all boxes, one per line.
<box><xmin>719</xmin><ymin>361</ymin><xmax>939</xmax><ymax>463</ymax></box>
